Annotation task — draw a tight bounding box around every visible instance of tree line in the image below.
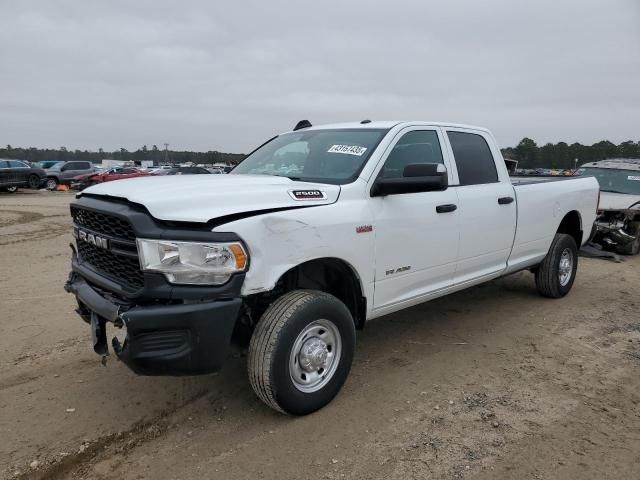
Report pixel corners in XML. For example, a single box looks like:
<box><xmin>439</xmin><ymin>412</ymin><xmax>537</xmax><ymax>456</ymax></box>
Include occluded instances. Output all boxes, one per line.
<box><xmin>0</xmin><ymin>144</ymin><xmax>246</xmax><ymax>166</ymax></box>
<box><xmin>501</xmin><ymin>138</ymin><xmax>640</xmax><ymax>170</ymax></box>
<box><xmin>2</xmin><ymin>138</ymin><xmax>639</xmax><ymax>169</ymax></box>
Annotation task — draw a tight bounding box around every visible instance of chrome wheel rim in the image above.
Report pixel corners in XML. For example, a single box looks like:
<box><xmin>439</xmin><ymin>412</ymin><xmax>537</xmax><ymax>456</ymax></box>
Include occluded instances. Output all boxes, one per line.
<box><xmin>289</xmin><ymin>319</ymin><xmax>342</xmax><ymax>393</ymax></box>
<box><xmin>46</xmin><ymin>179</ymin><xmax>56</xmax><ymax>189</ymax></box>
<box><xmin>558</xmin><ymin>248</ymin><xmax>573</xmax><ymax>286</ymax></box>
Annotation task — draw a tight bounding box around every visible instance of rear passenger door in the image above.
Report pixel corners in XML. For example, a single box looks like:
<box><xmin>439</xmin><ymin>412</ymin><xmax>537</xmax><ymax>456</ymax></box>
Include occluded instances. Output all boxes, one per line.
<box><xmin>61</xmin><ymin>162</ymin><xmax>92</xmax><ymax>181</ymax></box>
<box><xmin>8</xmin><ymin>160</ymin><xmax>31</xmax><ymax>184</ymax></box>
<box><xmin>0</xmin><ymin>160</ymin><xmax>12</xmax><ymax>186</ymax></box>
<box><xmin>444</xmin><ymin>129</ymin><xmax>516</xmax><ymax>284</ymax></box>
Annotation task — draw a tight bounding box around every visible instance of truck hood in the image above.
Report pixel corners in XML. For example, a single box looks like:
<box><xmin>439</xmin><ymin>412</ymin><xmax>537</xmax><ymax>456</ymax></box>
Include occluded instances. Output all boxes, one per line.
<box><xmin>80</xmin><ymin>174</ymin><xmax>340</xmax><ymax>223</ymax></box>
<box><xmin>598</xmin><ymin>191</ymin><xmax>640</xmax><ymax>211</ymax></box>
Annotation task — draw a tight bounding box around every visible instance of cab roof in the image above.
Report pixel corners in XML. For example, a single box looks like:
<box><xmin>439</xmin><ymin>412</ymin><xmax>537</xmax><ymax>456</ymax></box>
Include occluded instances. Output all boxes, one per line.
<box><xmin>286</xmin><ymin>120</ymin><xmax>491</xmax><ymax>134</ymax></box>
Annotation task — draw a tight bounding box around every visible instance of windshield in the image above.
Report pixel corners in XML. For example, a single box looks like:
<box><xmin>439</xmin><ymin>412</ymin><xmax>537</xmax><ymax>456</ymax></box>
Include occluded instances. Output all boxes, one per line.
<box><xmin>231</xmin><ymin>128</ymin><xmax>388</xmax><ymax>184</ymax></box>
<box><xmin>576</xmin><ymin>167</ymin><xmax>640</xmax><ymax>195</ymax></box>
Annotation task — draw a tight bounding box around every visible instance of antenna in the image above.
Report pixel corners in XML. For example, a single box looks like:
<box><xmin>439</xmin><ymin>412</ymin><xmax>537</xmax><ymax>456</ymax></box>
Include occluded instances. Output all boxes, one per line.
<box><xmin>293</xmin><ymin>120</ymin><xmax>312</xmax><ymax>131</ymax></box>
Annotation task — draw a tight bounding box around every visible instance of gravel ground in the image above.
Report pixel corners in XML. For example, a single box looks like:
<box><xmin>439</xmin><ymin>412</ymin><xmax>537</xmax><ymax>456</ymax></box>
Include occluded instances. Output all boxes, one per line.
<box><xmin>1</xmin><ymin>190</ymin><xmax>639</xmax><ymax>480</ymax></box>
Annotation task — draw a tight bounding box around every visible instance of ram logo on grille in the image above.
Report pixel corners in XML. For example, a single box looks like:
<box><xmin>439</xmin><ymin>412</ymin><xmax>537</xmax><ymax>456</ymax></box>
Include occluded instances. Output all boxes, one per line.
<box><xmin>73</xmin><ymin>228</ymin><xmax>110</xmax><ymax>250</ymax></box>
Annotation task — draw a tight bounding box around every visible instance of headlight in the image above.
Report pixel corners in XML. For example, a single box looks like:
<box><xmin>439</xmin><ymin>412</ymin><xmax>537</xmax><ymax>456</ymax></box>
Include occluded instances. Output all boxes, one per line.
<box><xmin>137</xmin><ymin>239</ymin><xmax>248</xmax><ymax>285</ymax></box>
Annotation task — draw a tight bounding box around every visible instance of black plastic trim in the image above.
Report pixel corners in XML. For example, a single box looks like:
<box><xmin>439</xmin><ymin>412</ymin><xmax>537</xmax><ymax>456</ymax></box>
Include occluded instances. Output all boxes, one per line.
<box><xmin>67</xmin><ymin>273</ymin><xmax>242</xmax><ymax>375</ymax></box>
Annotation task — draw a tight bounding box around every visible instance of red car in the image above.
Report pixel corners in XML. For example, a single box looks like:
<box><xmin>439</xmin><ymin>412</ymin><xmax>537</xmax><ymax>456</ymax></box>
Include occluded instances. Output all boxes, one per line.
<box><xmin>71</xmin><ymin>167</ymin><xmax>152</xmax><ymax>190</ymax></box>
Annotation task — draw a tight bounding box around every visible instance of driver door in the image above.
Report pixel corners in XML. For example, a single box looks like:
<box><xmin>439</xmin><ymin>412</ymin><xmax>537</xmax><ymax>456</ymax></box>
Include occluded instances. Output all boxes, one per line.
<box><xmin>370</xmin><ymin>127</ymin><xmax>459</xmax><ymax>312</ymax></box>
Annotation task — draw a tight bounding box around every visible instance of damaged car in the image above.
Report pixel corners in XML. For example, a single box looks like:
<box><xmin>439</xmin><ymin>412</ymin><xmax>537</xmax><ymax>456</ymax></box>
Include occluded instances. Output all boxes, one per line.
<box><xmin>575</xmin><ymin>158</ymin><xmax>640</xmax><ymax>255</ymax></box>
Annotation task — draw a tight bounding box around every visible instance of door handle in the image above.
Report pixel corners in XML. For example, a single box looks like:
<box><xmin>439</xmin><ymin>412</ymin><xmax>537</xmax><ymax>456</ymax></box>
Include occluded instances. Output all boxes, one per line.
<box><xmin>436</xmin><ymin>204</ymin><xmax>457</xmax><ymax>213</ymax></box>
<box><xmin>498</xmin><ymin>196</ymin><xmax>514</xmax><ymax>205</ymax></box>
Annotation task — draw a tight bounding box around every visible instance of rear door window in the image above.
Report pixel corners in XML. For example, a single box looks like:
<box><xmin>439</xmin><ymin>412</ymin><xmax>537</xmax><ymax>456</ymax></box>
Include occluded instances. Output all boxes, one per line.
<box><xmin>447</xmin><ymin>131</ymin><xmax>498</xmax><ymax>186</ymax></box>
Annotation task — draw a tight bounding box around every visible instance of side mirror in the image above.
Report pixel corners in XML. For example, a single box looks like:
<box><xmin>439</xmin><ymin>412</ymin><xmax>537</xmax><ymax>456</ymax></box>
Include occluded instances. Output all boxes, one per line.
<box><xmin>371</xmin><ymin>163</ymin><xmax>448</xmax><ymax>197</ymax></box>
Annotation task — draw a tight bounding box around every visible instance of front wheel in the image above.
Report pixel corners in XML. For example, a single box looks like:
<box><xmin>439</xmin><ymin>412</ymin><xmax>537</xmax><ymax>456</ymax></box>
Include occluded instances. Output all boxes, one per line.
<box><xmin>248</xmin><ymin>290</ymin><xmax>356</xmax><ymax>415</ymax></box>
<box><xmin>535</xmin><ymin>233</ymin><xmax>578</xmax><ymax>298</ymax></box>
<box><xmin>5</xmin><ymin>186</ymin><xmax>18</xmax><ymax>193</ymax></box>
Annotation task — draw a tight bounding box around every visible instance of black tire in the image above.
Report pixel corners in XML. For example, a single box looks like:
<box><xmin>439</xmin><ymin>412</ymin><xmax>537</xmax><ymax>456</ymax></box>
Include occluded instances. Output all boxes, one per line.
<box><xmin>45</xmin><ymin>177</ymin><xmax>58</xmax><ymax>190</ymax></box>
<box><xmin>535</xmin><ymin>233</ymin><xmax>578</xmax><ymax>298</ymax></box>
<box><xmin>27</xmin><ymin>174</ymin><xmax>41</xmax><ymax>189</ymax></box>
<box><xmin>617</xmin><ymin>221</ymin><xmax>640</xmax><ymax>256</ymax></box>
<box><xmin>248</xmin><ymin>290</ymin><xmax>356</xmax><ymax>415</ymax></box>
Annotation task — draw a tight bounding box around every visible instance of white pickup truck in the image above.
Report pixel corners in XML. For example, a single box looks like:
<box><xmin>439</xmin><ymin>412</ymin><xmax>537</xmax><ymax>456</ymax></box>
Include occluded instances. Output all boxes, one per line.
<box><xmin>65</xmin><ymin>120</ymin><xmax>599</xmax><ymax>415</ymax></box>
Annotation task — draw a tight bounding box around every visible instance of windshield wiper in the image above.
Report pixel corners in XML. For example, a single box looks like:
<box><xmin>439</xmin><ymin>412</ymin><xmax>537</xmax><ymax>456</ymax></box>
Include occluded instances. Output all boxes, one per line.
<box><xmin>600</xmin><ymin>189</ymin><xmax>631</xmax><ymax>194</ymax></box>
<box><xmin>271</xmin><ymin>174</ymin><xmax>302</xmax><ymax>181</ymax></box>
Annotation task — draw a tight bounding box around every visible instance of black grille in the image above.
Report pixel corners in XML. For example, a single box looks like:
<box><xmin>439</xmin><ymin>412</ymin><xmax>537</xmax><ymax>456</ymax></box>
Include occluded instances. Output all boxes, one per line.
<box><xmin>77</xmin><ymin>241</ymin><xmax>144</xmax><ymax>289</ymax></box>
<box><xmin>71</xmin><ymin>206</ymin><xmax>135</xmax><ymax>241</ymax></box>
<box><xmin>72</xmin><ymin>205</ymin><xmax>143</xmax><ymax>289</ymax></box>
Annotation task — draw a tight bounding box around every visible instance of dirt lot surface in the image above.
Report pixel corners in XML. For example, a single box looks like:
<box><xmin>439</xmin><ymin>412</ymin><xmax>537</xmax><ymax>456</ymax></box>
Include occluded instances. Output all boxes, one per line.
<box><xmin>1</xmin><ymin>190</ymin><xmax>639</xmax><ymax>480</ymax></box>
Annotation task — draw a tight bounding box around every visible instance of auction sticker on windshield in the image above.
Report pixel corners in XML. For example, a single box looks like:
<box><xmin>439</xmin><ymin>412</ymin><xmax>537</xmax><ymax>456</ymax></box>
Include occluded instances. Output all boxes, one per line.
<box><xmin>327</xmin><ymin>145</ymin><xmax>367</xmax><ymax>156</ymax></box>
<box><xmin>628</xmin><ymin>176</ymin><xmax>640</xmax><ymax>181</ymax></box>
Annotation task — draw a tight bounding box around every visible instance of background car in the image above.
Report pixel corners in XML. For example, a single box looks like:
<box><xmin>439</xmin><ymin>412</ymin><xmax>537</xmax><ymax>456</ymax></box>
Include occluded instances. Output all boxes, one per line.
<box><xmin>0</xmin><ymin>159</ymin><xmax>46</xmax><ymax>192</ymax></box>
<box><xmin>575</xmin><ymin>158</ymin><xmax>640</xmax><ymax>254</ymax></box>
<box><xmin>146</xmin><ymin>165</ymin><xmax>174</xmax><ymax>174</ymax></box>
<box><xmin>157</xmin><ymin>166</ymin><xmax>212</xmax><ymax>175</ymax></box>
<box><xmin>33</xmin><ymin>160</ymin><xmax>63</xmax><ymax>169</ymax></box>
<box><xmin>71</xmin><ymin>166</ymin><xmax>152</xmax><ymax>190</ymax></box>
<box><xmin>45</xmin><ymin>161</ymin><xmax>97</xmax><ymax>189</ymax></box>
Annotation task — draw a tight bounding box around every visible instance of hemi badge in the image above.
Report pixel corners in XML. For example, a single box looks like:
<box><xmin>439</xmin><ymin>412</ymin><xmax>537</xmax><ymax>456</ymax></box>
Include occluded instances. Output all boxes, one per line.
<box><xmin>356</xmin><ymin>225</ymin><xmax>373</xmax><ymax>234</ymax></box>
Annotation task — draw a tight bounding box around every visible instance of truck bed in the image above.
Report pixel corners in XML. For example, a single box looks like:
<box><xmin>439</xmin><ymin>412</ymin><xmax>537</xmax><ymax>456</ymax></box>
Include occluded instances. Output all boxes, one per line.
<box><xmin>510</xmin><ymin>175</ymin><xmax>578</xmax><ymax>186</ymax></box>
<box><xmin>504</xmin><ymin>174</ymin><xmax>599</xmax><ymax>274</ymax></box>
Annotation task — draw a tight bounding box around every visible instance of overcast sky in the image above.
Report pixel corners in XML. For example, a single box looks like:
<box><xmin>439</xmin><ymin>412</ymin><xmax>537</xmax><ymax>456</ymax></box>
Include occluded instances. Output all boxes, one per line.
<box><xmin>1</xmin><ymin>0</ymin><xmax>639</xmax><ymax>153</ymax></box>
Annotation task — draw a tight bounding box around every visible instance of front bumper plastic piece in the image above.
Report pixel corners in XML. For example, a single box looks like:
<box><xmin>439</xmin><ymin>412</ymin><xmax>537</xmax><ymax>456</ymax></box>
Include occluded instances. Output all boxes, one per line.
<box><xmin>65</xmin><ymin>274</ymin><xmax>242</xmax><ymax>375</ymax></box>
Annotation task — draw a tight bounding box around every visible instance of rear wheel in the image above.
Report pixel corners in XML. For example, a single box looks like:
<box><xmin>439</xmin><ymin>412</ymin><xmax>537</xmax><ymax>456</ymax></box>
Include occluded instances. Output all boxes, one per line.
<box><xmin>45</xmin><ymin>177</ymin><xmax>58</xmax><ymax>190</ymax></box>
<box><xmin>617</xmin><ymin>221</ymin><xmax>640</xmax><ymax>255</ymax></box>
<box><xmin>248</xmin><ymin>290</ymin><xmax>356</xmax><ymax>415</ymax></box>
<box><xmin>535</xmin><ymin>233</ymin><xmax>578</xmax><ymax>298</ymax></box>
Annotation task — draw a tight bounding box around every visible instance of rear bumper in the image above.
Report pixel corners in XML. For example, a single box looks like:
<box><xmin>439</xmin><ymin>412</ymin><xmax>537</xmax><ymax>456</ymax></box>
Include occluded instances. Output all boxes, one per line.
<box><xmin>66</xmin><ymin>274</ymin><xmax>242</xmax><ymax>375</ymax></box>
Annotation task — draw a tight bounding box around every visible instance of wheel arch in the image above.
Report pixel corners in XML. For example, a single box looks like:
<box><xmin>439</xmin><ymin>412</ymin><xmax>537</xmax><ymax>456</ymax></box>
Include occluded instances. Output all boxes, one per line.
<box><xmin>556</xmin><ymin>210</ymin><xmax>583</xmax><ymax>247</ymax></box>
<box><xmin>266</xmin><ymin>257</ymin><xmax>367</xmax><ymax>329</ymax></box>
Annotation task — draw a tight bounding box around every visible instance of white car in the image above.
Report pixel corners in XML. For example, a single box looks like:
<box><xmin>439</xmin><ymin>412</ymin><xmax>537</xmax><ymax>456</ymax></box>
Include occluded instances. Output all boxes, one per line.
<box><xmin>575</xmin><ymin>158</ymin><xmax>640</xmax><ymax>254</ymax></box>
<box><xmin>65</xmin><ymin>120</ymin><xmax>599</xmax><ymax>415</ymax></box>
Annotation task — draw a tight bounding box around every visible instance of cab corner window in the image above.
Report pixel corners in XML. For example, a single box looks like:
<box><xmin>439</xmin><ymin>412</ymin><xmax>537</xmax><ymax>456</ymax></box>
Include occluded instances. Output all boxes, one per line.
<box><xmin>380</xmin><ymin>130</ymin><xmax>443</xmax><ymax>179</ymax></box>
<box><xmin>447</xmin><ymin>131</ymin><xmax>498</xmax><ymax>186</ymax></box>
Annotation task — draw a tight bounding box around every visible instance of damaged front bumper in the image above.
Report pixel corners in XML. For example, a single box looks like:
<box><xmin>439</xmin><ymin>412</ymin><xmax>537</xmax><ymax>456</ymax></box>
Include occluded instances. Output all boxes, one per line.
<box><xmin>593</xmin><ymin>211</ymin><xmax>639</xmax><ymax>250</ymax></box>
<box><xmin>65</xmin><ymin>273</ymin><xmax>242</xmax><ymax>375</ymax></box>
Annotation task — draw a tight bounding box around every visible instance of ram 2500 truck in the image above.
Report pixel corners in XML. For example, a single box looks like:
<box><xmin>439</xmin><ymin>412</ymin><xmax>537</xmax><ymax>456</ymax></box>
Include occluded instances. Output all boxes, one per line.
<box><xmin>65</xmin><ymin>121</ymin><xmax>599</xmax><ymax>415</ymax></box>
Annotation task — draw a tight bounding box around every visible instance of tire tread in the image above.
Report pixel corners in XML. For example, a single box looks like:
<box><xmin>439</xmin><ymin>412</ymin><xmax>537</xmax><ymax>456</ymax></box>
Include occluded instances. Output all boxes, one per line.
<box><xmin>535</xmin><ymin>233</ymin><xmax>576</xmax><ymax>298</ymax></box>
<box><xmin>248</xmin><ymin>290</ymin><xmax>335</xmax><ymax>414</ymax></box>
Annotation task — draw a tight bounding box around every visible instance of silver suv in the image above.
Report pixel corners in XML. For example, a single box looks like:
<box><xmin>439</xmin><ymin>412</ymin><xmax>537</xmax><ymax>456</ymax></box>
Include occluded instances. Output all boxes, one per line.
<box><xmin>45</xmin><ymin>161</ymin><xmax>96</xmax><ymax>189</ymax></box>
